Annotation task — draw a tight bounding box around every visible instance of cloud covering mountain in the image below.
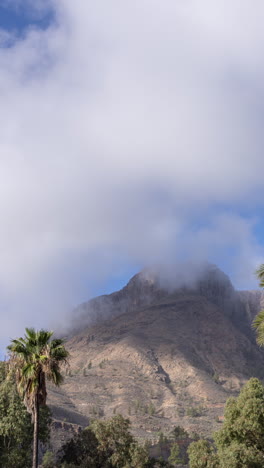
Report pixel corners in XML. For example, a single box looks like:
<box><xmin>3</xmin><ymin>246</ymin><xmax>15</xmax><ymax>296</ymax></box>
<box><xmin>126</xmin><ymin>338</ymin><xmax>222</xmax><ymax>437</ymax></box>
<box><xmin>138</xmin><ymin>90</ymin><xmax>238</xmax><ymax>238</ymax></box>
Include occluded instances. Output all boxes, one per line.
<box><xmin>0</xmin><ymin>0</ymin><xmax>264</xmax><ymax>346</ymax></box>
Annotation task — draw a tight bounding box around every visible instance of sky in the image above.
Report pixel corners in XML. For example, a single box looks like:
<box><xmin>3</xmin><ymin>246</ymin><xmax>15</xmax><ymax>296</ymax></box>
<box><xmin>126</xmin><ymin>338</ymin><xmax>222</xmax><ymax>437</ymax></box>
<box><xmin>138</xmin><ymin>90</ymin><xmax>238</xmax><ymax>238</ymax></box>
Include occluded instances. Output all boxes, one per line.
<box><xmin>1</xmin><ymin>0</ymin><xmax>264</xmax><ymax>352</ymax></box>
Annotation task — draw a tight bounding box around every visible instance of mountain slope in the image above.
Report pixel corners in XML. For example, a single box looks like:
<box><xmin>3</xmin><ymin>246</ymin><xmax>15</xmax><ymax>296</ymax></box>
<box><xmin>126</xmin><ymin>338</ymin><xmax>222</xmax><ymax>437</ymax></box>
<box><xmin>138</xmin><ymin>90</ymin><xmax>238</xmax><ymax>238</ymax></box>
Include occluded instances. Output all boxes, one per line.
<box><xmin>49</xmin><ymin>265</ymin><xmax>264</xmax><ymax>441</ymax></box>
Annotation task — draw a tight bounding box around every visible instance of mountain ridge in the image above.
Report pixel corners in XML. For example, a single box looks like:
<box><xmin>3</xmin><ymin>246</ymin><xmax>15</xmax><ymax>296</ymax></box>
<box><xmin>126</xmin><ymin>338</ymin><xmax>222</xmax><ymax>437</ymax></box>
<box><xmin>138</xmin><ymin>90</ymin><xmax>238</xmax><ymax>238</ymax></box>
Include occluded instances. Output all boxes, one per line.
<box><xmin>70</xmin><ymin>264</ymin><xmax>262</xmax><ymax>339</ymax></box>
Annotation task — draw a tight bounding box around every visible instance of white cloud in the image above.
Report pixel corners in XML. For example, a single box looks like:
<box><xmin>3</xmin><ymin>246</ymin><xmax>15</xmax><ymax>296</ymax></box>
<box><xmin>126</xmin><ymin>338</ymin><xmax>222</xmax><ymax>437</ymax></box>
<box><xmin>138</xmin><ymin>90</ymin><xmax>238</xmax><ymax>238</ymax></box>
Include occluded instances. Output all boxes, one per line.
<box><xmin>0</xmin><ymin>0</ymin><xmax>264</xmax><ymax>344</ymax></box>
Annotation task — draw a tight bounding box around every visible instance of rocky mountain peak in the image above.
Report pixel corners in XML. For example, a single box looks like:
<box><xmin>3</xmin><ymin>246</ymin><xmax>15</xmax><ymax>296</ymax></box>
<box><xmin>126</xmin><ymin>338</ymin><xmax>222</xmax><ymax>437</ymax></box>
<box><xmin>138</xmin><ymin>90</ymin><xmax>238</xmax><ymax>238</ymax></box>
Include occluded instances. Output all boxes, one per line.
<box><xmin>125</xmin><ymin>263</ymin><xmax>234</xmax><ymax>298</ymax></box>
<box><xmin>70</xmin><ymin>263</ymin><xmax>260</xmax><ymax>336</ymax></box>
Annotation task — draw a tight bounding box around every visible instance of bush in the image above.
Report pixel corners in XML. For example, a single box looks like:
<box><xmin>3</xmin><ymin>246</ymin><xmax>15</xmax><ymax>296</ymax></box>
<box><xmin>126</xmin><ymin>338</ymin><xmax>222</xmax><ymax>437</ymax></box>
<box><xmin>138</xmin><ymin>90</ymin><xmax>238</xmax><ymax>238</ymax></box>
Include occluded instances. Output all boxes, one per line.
<box><xmin>168</xmin><ymin>443</ymin><xmax>184</xmax><ymax>465</ymax></box>
<box><xmin>186</xmin><ymin>406</ymin><xmax>202</xmax><ymax>417</ymax></box>
<box><xmin>212</xmin><ymin>373</ymin><xmax>220</xmax><ymax>384</ymax></box>
<box><xmin>170</xmin><ymin>425</ymin><xmax>189</xmax><ymax>441</ymax></box>
<box><xmin>42</xmin><ymin>451</ymin><xmax>55</xmax><ymax>468</ymax></box>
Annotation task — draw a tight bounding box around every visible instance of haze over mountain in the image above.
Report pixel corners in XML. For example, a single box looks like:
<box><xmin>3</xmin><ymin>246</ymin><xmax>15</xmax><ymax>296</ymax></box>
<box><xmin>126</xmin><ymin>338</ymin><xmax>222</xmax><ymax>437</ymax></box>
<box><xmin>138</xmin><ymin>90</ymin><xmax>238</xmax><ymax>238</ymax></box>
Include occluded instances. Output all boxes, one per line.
<box><xmin>48</xmin><ymin>264</ymin><xmax>264</xmax><ymax>447</ymax></box>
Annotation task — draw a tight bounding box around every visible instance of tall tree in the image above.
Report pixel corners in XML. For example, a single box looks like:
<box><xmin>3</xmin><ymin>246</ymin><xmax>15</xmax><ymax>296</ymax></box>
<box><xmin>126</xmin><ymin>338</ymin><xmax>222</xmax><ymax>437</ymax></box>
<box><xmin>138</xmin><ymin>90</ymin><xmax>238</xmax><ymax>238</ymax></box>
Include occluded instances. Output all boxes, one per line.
<box><xmin>7</xmin><ymin>328</ymin><xmax>69</xmax><ymax>468</ymax></box>
<box><xmin>252</xmin><ymin>264</ymin><xmax>264</xmax><ymax>346</ymax></box>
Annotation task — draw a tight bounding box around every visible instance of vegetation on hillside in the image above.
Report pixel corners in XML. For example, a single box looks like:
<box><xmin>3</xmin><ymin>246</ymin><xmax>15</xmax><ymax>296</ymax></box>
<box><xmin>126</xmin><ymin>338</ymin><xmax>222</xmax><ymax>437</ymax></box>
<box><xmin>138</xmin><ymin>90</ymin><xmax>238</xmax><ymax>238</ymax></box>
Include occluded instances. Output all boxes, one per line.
<box><xmin>59</xmin><ymin>414</ymin><xmax>172</xmax><ymax>467</ymax></box>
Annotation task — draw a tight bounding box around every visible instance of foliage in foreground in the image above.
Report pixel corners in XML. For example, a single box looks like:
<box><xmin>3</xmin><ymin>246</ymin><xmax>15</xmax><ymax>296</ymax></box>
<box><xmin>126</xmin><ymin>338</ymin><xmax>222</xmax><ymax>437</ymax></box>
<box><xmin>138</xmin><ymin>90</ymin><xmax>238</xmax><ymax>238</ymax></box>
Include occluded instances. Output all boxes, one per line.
<box><xmin>59</xmin><ymin>414</ymin><xmax>172</xmax><ymax>467</ymax></box>
<box><xmin>188</xmin><ymin>378</ymin><xmax>264</xmax><ymax>467</ymax></box>
<box><xmin>7</xmin><ymin>327</ymin><xmax>69</xmax><ymax>468</ymax></box>
<box><xmin>0</xmin><ymin>361</ymin><xmax>51</xmax><ymax>468</ymax></box>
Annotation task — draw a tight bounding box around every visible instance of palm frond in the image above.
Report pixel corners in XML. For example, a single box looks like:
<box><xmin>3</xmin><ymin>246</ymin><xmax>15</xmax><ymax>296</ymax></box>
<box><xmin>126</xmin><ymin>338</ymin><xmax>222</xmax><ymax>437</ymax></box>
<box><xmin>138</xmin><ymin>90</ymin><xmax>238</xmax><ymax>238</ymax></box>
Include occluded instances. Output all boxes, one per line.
<box><xmin>25</xmin><ymin>327</ymin><xmax>37</xmax><ymax>343</ymax></box>
<box><xmin>22</xmin><ymin>362</ymin><xmax>38</xmax><ymax>379</ymax></box>
<box><xmin>47</xmin><ymin>366</ymin><xmax>64</xmax><ymax>386</ymax></box>
<box><xmin>39</xmin><ymin>354</ymin><xmax>48</xmax><ymax>362</ymax></box>
<box><xmin>256</xmin><ymin>264</ymin><xmax>264</xmax><ymax>288</ymax></box>
<box><xmin>8</xmin><ymin>338</ymin><xmax>26</xmax><ymax>351</ymax></box>
<box><xmin>51</xmin><ymin>345</ymin><xmax>69</xmax><ymax>361</ymax></box>
<box><xmin>253</xmin><ymin>309</ymin><xmax>264</xmax><ymax>346</ymax></box>
<box><xmin>253</xmin><ymin>309</ymin><xmax>264</xmax><ymax>329</ymax></box>
<box><xmin>36</xmin><ymin>330</ymin><xmax>53</xmax><ymax>350</ymax></box>
<box><xmin>7</xmin><ymin>327</ymin><xmax>69</xmax><ymax>415</ymax></box>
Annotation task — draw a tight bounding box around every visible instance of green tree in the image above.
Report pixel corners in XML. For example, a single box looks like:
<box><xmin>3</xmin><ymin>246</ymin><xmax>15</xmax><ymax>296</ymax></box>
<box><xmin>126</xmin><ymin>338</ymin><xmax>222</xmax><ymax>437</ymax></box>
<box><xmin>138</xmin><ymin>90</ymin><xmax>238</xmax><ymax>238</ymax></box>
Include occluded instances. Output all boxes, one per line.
<box><xmin>7</xmin><ymin>328</ymin><xmax>69</xmax><ymax>468</ymax></box>
<box><xmin>214</xmin><ymin>378</ymin><xmax>264</xmax><ymax>467</ymax></box>
<box><xmin>168</xmin><ymin>442</ymin><xmax>183</xmax><ymax>465</ymax></box>
<box><xmin>157</xmin><ymin>431</ymin><xmax>168</xmax><ymax>446</ymax></box>
<box><xmin>215</xmin><ymin>442</ymin><xmax>263</xmax><ymax>468</ymax></box>
<box><xmin>170</xmin><ymin>425</ymin><xmax>189</xmax><ymax>441</ymax></box>
<box><xmin>126</xmin><ymin>443</ymin><xmax>150</xmax><ymax>468</ymax></box>
<box><xmin>188</xmin><ymin>440</ymin><xmax>219</xmax><ymax>468</ymax></box>
<box><xmin>90</xmin><ymin>415</ymin><xmax>135</xmax><ymax>467</ymax></box>
<box><xmin>59</xmin><ymin>415</ymin><xmax>169</xmax><ymax>467</ymax></box>
<box><xmin>252</xmin><ymin>264</ymin><xmax>264</xmax><ymax>346</ymax></box>
<box><xmin>59</xmin><ymin>427</ymin><xmax>103</xmax><ymax>467</ymax></box>
<box><xmin>188</xmin><ymin>378</ymin><xmax>264</xmax><ymax>468</ymax></box>
<box><xmin>0</xmin><ymin>361</ymin><xmax>51</xmax><ymax>468</ymax></box>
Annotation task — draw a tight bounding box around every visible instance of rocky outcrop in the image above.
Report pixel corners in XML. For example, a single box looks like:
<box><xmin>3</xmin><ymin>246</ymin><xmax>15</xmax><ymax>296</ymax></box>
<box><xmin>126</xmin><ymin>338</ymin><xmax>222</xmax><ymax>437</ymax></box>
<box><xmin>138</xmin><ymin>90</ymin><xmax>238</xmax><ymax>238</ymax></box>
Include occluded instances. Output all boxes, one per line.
<box><xmin>238</xmin><ymin>290</ymin><xmax>264</xmax><ymax>321</ymax></box>
<box><xmin>50</xmin><ymin>420</ymin><xmax>82</xmax><ymax>455</ymax></box>
<box><xmin>69</xmin><ymin>268</ymin><xmax>167</xmax><ymax>333</ymax></box>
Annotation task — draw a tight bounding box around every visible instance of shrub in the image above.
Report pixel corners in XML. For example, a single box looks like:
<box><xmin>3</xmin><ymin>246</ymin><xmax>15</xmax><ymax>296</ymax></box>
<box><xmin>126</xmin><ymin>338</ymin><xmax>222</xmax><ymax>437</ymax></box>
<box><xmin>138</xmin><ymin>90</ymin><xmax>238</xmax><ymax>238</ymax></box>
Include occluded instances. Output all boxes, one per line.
<box><xmin>42</xmin><ymin>451</ymin><xmax>55</xmax><ymax>468</ymax></box>
<box><xmin>186</xmin><ymin>406</ymin><xmax>202</xmax><ymax>417</ymax></box>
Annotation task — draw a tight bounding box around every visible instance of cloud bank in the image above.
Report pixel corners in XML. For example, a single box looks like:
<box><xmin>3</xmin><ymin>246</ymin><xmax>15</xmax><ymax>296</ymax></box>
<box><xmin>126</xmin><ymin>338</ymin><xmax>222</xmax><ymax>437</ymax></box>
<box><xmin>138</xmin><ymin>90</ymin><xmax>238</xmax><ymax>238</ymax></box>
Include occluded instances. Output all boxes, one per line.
<box><xmin>0</xmin><ymin>0</ymin><xmax>264</xmax><ymax>346</ymax></box>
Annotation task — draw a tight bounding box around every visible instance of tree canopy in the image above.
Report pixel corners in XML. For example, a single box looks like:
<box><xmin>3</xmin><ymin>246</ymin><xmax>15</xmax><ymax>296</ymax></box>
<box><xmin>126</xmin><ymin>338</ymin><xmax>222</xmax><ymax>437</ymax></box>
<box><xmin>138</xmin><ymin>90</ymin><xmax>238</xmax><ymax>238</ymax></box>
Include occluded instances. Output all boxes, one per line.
<box><xmin>59</xmin><ymin>414</ymin><xmax>171</xmax><ymax>468</ymax></box>
<box><xmin>188</xmin><ymin>378</ymin><xmax>264</xmax><ymax>468</ymax></box>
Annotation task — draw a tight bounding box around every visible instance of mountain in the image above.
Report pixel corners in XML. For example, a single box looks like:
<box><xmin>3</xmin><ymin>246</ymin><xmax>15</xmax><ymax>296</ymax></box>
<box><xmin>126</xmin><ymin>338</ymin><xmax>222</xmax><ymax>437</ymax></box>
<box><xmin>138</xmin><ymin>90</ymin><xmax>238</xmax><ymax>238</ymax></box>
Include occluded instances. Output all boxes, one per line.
<box><xmin>48</xmin><ymin>264</ymin><xmax>264</xmax><ymax>446</ymax></box>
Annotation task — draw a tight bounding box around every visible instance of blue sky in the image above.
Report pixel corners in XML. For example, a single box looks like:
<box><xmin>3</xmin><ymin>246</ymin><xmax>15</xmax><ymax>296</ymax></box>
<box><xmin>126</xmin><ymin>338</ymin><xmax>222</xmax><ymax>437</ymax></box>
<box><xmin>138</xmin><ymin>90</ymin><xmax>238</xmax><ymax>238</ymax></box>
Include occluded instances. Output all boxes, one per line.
<box><xmin>0</xmin><ymin>2</ymin><xmax>54</xmax><ymax>34</ymax></box>
<box><xmin>1</xmin><ymin>0</ymin><xmax>264</xmax><ymax>352</ymax></box>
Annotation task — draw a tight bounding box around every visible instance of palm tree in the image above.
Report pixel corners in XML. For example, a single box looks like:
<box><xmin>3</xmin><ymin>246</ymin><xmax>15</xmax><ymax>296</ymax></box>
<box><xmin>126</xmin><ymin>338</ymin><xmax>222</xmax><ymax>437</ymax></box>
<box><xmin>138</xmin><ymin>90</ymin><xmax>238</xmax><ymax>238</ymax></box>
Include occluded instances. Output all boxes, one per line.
<box><xmin>252</xmin><ymin>264</ymin><xmax>264</xmax><ymax>346</ymax></box>
<box><xmin>7</xmin><ymin>328</ymin><xmax>69</xmax><ymax>468</ymax></box>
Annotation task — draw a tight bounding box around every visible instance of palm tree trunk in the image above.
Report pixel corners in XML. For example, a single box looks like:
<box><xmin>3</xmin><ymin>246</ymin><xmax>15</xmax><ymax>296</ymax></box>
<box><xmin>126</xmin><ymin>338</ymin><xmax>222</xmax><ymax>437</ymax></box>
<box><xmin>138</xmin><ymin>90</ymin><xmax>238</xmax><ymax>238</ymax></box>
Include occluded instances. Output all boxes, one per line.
<box><xmin>32</xmin><ymin>395</ymin><xmax>39</xmax><ymax>468</ymax></box>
